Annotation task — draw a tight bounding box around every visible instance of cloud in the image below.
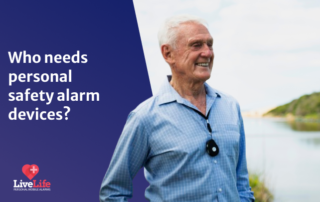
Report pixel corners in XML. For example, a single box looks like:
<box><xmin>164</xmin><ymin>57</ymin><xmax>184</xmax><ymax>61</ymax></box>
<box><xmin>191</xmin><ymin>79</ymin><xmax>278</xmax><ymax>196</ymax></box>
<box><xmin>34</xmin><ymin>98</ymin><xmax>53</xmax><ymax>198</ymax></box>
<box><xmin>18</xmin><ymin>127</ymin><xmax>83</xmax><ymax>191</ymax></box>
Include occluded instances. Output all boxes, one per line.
<box><xmin>215</xmin><ymin>0</ymin><xmax>320</xmax><ymax>52</ymax></box>
<box><xmin>134</xmin><ymin>0</ymin><xmax>320</xmax><ymax>110</ymax></box>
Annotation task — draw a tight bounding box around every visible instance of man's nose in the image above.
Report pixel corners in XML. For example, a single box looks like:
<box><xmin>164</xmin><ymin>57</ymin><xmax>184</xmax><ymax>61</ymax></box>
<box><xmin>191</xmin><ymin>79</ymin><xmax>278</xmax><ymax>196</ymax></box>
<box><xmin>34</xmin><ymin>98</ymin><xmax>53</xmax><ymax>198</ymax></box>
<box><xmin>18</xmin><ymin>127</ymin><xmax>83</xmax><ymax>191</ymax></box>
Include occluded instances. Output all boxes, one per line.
<box><xmin>201</xmin><ymin>44</ymin><xmax>213</xmax><ymax>58</ymax></box>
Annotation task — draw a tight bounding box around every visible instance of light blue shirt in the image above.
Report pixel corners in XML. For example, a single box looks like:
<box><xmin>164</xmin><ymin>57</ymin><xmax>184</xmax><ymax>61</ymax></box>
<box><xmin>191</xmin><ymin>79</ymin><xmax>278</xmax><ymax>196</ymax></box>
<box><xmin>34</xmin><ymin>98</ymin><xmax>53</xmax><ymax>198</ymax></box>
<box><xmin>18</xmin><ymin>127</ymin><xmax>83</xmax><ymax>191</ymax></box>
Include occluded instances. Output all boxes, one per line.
<box><xmin>100</xmin><ymin>77</ymin><xmax>254</xmax><ymax>202</ymax></box>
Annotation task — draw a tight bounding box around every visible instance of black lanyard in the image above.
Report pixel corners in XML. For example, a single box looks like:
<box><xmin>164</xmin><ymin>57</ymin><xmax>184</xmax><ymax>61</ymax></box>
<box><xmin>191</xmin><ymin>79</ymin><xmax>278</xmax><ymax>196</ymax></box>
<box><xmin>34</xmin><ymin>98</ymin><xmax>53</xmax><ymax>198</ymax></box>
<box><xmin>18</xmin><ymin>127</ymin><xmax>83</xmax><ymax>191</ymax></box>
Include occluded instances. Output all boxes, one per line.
<box><xmin>182</xmin><ymin>105</ymin><xmax>219</xmax><ymax>157</ymax></box>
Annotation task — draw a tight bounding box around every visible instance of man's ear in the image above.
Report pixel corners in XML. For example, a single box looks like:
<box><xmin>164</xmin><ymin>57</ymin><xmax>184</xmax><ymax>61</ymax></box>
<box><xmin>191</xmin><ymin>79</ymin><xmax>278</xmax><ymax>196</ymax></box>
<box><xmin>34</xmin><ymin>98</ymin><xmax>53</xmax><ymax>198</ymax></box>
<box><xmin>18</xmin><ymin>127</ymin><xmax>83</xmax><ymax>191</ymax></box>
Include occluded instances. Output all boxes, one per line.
<box><xmin>161</xmin><ymin>44</ymin><xmax>175</xmax><ymax>65</ymax></box>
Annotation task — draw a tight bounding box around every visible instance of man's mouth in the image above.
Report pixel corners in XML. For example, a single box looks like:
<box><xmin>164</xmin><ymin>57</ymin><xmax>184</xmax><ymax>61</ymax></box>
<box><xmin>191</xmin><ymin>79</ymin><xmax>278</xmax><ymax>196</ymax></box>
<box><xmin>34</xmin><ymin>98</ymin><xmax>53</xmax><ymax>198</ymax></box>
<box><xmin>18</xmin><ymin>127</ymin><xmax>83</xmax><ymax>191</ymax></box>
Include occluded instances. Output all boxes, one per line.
<box><xmin>195</xmin><ymin>62</ymin><xmax>209</xmax><ymax>67</ymax></box>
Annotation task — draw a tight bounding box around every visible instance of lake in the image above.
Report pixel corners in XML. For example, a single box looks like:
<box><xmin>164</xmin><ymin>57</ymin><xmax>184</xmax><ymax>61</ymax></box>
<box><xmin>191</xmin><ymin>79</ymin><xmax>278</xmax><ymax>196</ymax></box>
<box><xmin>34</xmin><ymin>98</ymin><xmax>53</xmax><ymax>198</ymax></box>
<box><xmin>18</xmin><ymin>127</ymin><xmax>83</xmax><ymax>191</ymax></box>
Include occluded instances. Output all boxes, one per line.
<box><xmin>244</xmin><ymin>118</ymin><xmax>320</xmax><ymax>202</ymax></box>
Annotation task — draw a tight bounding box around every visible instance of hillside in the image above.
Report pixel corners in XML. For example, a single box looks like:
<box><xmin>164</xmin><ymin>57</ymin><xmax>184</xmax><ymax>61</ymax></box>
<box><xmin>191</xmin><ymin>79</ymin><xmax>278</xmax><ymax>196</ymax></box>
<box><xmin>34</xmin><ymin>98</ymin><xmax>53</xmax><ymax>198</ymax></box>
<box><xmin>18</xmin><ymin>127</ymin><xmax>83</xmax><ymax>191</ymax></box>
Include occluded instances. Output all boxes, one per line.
<box><xmin>264</xmin><ymin>92</ymin><xmax>320</xmax><ymax>120</ymax></box>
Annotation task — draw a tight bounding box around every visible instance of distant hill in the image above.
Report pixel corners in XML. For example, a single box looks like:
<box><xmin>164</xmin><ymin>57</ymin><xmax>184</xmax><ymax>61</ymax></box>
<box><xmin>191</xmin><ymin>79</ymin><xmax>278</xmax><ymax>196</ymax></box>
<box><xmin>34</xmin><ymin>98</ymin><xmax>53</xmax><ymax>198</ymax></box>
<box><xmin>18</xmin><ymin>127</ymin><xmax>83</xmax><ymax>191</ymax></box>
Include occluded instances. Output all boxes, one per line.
<box><xmin>264</xmin><ymin>92</ymin><xmax>320</xmax><ymax>120</ymax></box>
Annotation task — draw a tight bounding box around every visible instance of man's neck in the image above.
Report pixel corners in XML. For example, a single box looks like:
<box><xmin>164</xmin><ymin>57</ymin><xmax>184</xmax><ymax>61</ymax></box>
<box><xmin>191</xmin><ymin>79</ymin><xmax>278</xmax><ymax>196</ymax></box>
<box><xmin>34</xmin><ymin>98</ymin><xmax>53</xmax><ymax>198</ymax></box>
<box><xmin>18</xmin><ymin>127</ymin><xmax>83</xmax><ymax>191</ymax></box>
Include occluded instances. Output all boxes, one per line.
<box><xmin>170</xmin><ymin>75</ymin><xmax>207</xmax><ymax>115</ymax></box>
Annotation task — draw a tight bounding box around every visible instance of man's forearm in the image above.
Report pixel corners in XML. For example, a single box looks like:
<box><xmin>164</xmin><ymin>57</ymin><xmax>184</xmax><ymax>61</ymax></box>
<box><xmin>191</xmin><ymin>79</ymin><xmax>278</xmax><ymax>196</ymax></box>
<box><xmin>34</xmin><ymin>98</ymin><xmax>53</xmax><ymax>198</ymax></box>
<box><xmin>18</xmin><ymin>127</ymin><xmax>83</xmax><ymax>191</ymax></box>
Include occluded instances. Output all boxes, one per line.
<box><xmin>99</xmin><ymin>111</ymin><xmax>149</xmax><ymax>202</ymax></box>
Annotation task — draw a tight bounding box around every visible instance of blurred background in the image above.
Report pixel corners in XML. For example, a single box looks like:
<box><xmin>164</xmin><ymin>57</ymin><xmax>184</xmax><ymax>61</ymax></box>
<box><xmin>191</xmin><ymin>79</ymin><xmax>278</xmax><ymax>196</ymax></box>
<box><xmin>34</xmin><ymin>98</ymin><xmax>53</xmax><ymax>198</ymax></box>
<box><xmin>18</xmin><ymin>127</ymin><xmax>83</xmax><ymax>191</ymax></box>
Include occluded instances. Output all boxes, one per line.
<box><xmin>133</xmin><ymin>0</ymin><xmax>320</xmax><ymax>201</ymax></box>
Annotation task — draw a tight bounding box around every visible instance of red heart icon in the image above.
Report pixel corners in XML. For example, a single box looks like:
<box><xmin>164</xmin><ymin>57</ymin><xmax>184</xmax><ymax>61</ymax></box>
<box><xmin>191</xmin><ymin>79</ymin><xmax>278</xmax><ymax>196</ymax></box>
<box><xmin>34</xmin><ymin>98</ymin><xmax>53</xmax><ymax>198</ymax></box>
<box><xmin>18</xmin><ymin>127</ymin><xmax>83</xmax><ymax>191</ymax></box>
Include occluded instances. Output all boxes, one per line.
<box><xmin>22</xmin><ymin>164</ymin><xmax>39</xmax><ymax>180</ymax></box>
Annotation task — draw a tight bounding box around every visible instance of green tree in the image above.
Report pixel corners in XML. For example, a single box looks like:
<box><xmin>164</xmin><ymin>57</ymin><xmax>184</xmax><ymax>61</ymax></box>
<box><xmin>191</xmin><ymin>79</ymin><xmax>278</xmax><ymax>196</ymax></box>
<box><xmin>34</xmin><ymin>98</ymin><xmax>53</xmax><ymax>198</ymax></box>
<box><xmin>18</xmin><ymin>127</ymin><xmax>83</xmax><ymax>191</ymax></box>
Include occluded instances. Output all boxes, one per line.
<box><xmin>265</xmin><ymin>92</ymin><xmax>320</xmax><ymax>120</ymax></box>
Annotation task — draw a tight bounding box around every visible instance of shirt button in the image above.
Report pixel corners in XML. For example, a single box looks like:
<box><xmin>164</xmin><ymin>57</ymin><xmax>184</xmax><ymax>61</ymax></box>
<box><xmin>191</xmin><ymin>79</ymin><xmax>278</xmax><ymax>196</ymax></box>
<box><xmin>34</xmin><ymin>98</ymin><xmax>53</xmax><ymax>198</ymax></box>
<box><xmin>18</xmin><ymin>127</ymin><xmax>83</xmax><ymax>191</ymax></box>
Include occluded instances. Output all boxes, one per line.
<box><xmin>214</xmin><ymin>160</ymin><xmax>217</xmax><ymax>164</ymax></box>
<box><xmin>218</xmin><ymin>188</ymin><xmax>222</xmax><ymax>192</ymax></box>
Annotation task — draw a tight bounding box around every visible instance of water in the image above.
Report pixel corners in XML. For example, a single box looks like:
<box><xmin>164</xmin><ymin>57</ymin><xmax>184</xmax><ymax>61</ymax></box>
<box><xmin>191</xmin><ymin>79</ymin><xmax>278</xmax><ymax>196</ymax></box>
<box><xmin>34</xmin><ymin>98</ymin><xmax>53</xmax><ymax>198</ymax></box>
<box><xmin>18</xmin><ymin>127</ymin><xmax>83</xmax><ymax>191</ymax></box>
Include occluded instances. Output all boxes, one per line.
<box><xmin>244</xmin><ymin>118</ymin><xmax>320</xmax><ymax>202</ymax></box>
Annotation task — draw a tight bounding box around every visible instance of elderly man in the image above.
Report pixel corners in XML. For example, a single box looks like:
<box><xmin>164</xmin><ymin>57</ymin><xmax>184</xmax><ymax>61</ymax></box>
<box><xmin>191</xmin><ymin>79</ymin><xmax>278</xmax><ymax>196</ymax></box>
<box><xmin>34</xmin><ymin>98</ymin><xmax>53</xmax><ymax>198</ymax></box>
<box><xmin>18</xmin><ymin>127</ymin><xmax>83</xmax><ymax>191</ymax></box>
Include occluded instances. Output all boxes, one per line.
<box><xmin>100</xmin><ymin>15</ymin><xmax>254</xmax><ymax>202</ymax></box>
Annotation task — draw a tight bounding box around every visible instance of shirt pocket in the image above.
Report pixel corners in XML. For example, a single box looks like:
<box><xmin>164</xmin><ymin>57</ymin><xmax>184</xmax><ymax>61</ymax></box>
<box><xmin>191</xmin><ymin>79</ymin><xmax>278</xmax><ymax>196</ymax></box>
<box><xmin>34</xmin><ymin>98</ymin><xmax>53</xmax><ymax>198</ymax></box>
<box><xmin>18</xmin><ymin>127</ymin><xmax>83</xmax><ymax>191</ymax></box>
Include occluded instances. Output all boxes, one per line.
<box><xmin>216</xmin><ymin>123</ymin><xmax>240</xmax><ymax>158</ymax></box>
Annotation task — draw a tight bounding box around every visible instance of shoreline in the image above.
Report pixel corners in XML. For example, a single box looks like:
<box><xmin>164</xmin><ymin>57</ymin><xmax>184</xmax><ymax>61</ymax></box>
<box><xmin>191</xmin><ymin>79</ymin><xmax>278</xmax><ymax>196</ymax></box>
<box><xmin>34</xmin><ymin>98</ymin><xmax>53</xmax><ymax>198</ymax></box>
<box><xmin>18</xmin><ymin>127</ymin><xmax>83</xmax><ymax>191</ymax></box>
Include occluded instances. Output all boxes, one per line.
<box><xmin>242</xmin><ymin>108</ymin><xmax>320</xmax><ymax>122</ymax></box>
<box><xmin>242</xmin><ymin>113</ymin><xmax>320</xmax><ymax>123</ymax></box>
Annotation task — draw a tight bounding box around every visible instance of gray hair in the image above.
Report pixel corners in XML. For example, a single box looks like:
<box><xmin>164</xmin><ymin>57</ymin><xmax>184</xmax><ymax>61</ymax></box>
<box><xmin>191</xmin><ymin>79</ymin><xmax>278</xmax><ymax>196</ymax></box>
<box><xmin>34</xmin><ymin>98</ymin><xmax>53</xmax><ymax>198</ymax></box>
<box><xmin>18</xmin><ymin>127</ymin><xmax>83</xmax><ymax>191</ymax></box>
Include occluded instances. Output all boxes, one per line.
<box><xmin>157</xmin><ymin>15</ymin><xmax>208</xmax><ymax>49</ymax></box>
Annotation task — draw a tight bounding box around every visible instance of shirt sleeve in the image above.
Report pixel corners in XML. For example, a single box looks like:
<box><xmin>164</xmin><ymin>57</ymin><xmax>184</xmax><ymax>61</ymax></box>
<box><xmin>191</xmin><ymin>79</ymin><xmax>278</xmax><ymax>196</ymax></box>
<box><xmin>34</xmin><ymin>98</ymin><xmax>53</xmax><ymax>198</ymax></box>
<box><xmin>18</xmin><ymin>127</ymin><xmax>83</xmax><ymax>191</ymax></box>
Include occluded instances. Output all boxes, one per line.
<box><xmin>236</xmin><ymin>105</ymin><xmax>255</xmax><ymax>202</ymax></box>
<box><xmin>99</xmin><ymin>111</ymin><xmax>149</xmax><ymax>202</ymax></box>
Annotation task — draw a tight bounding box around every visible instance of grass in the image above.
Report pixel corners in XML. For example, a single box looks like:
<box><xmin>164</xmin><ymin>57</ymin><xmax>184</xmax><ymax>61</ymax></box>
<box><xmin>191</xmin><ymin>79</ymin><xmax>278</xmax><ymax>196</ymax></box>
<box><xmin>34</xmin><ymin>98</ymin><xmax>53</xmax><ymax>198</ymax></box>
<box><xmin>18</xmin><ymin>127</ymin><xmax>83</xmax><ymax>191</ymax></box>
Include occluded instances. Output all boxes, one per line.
<box><xmin>249</xmin><ymin>173</ymin><xmax>274</xmax><ymax>202</ymax></box>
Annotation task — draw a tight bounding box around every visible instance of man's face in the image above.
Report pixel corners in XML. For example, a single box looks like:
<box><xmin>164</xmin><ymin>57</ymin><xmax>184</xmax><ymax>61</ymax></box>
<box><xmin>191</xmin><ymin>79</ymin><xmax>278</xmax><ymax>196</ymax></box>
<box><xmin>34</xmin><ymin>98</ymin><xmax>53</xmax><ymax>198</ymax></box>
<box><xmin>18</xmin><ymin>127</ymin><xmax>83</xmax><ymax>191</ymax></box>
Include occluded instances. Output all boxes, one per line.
<box><xmin>171</xmin><ymin>22</ymin><xmax>214</xmax><ymax>82</ymax></box>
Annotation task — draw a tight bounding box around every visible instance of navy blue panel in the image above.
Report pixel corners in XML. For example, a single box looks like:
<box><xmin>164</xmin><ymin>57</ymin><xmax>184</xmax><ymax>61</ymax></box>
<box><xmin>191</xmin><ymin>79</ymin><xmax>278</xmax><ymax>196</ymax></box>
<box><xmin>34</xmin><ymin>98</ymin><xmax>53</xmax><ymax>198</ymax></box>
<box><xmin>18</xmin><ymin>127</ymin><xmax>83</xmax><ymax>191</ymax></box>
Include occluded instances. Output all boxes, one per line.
<box><xmin>0</xmin><ymin>1</ymin><xmax>152</xmax><ymax>202</ymax></box>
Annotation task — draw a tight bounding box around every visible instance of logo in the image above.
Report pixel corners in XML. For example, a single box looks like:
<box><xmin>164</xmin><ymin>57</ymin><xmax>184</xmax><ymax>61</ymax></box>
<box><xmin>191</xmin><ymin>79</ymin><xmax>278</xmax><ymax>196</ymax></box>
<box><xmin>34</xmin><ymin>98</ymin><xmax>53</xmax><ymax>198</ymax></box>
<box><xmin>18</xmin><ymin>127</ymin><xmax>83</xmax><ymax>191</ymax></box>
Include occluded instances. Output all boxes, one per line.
<box><xmin>13</xmin><ymin>164</ymin><xmax>51</xmax><ymax>191</ymax></box>
<box><xmin>22</xmin><ymin>164</ymin><xmax>39</xmax><ymax>180</ymax></box>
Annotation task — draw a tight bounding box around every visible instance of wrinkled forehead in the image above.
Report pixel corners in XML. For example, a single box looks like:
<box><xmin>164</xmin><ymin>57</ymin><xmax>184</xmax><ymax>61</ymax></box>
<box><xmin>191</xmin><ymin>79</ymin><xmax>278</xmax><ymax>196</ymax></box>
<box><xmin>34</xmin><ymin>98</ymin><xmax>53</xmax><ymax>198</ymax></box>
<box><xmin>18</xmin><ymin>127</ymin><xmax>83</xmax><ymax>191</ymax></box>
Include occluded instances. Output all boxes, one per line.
<box><xmin>176</xmin><ymin>22</ymin><xmax>213</xmax><ymax>44</ymax></box>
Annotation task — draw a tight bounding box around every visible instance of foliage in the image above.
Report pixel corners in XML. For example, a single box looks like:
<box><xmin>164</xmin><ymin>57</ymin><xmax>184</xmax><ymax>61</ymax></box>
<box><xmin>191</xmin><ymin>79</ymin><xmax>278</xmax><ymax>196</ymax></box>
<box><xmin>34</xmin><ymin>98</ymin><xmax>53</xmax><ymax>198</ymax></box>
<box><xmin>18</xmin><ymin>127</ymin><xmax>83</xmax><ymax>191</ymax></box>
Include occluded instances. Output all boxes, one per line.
<box><xmin>265</xmin><ymin>92</ymin><xmax>320</xmax><ymax>119</ymax></box>
<box><xmin>249</xmin><ymin>173</ymin><xmax>274</xmax><ymax>202</ymax></box>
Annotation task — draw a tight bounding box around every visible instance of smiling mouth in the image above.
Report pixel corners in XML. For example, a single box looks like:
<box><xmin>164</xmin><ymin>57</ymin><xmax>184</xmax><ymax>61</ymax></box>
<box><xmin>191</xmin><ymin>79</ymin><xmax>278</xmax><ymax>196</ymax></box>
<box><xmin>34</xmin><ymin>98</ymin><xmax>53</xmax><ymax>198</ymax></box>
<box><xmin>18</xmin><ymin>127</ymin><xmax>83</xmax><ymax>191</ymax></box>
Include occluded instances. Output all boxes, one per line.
<box><xmin>195</xmin><ymin>62</ymin><xmax>210</xmax><ymax>67</ymax></box>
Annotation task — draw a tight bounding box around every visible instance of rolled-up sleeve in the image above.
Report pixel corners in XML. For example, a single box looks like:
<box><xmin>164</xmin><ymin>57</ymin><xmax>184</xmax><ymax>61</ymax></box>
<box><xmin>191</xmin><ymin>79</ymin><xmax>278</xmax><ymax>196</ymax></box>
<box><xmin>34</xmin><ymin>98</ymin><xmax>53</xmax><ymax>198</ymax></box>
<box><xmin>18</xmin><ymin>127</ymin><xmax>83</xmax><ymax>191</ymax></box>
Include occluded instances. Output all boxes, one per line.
<box><xmin>99</xmin><ymin>112</ymin><xmax>149</xmax><ymax>202</ymax></box>
<box><xmin>236</xmin><ymin>105</ymin><xmax>255</xmax><ymax>202</ymax></box>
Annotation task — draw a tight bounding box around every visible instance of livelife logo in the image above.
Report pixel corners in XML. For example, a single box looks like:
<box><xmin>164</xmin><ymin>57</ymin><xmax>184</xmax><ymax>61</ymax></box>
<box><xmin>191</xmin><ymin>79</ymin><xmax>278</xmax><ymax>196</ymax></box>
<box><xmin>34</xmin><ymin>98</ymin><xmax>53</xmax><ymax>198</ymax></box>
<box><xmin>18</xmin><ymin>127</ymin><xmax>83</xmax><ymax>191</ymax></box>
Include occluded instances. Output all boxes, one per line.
<box><xmin>13</xmin><ymin>164</ymin><xmax>51</xmax><ymax>191</ymax></box>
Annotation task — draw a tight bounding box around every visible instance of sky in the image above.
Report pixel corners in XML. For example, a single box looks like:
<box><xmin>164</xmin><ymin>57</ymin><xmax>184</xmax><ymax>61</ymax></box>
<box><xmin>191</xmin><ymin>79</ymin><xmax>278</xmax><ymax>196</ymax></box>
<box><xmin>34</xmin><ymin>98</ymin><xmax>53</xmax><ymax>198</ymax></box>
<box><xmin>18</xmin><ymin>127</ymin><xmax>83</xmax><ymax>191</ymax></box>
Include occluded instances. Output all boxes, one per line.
<box><xmin>133</xmin><ymin>0</ymin><xmax>320</xmax><ymax>111</ymax></box>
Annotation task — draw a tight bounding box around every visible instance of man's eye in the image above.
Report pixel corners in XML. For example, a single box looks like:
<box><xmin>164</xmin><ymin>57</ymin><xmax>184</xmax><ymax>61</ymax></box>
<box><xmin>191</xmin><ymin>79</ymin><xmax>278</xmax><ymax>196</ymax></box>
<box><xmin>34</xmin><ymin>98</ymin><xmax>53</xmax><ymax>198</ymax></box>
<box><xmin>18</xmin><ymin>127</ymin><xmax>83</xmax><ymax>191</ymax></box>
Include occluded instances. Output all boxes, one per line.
<box><xmin>193</xmin><ymin>43</ymin><xmax>202</xmax><ymax>47</ymax></box>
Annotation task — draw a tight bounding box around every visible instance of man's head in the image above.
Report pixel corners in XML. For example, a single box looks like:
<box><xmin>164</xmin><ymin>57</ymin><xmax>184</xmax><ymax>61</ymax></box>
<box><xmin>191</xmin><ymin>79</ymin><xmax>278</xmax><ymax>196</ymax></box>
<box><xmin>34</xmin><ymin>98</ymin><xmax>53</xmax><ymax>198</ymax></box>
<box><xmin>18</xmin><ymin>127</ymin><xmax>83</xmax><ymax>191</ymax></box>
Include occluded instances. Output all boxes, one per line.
<box><xmin>158</xmin><ymin>15</ymin><xmax>214</xmax><ymax>83</ymax></box>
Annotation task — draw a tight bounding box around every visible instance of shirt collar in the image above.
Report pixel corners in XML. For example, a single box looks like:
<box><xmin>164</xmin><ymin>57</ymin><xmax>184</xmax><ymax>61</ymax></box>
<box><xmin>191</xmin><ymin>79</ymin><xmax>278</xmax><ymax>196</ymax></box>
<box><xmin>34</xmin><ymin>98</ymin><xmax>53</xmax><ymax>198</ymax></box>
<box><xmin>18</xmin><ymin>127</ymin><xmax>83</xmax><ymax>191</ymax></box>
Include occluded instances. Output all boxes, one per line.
<box><xmin>157</xmin><ymin>76</ymin><xmax>221</xmax><ymax>114</ymax></box>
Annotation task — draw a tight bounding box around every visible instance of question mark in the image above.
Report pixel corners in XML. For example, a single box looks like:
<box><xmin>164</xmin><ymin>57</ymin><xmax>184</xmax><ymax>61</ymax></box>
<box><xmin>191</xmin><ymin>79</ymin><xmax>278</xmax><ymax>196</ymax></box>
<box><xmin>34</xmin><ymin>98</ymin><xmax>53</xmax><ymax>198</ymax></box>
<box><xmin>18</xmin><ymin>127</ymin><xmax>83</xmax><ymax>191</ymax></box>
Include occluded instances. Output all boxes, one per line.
<box><xmin>64</xmin><ymin>106</ymin><xmax>71</xmax><ymax>120</ymax></box>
